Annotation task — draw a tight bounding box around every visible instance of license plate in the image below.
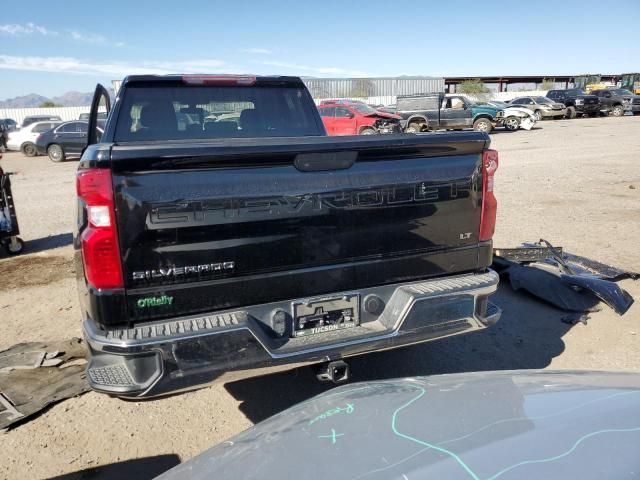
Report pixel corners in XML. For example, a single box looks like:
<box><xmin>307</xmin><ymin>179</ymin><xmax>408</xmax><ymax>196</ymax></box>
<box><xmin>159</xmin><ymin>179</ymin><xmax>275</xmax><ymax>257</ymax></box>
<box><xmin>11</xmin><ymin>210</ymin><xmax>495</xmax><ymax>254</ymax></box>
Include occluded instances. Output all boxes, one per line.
<box><xmin>292</xmin><ymin>295</ymin><xmax>360</xmax><ymax>338</ymax></box>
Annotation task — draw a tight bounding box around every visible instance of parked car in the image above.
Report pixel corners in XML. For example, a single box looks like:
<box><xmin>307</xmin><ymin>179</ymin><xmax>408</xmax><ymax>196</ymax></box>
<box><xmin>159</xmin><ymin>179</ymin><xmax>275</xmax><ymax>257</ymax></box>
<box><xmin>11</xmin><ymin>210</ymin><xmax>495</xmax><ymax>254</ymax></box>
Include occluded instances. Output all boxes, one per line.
<box><xmin>0</xmin><ymin>119</ymin><xmax>17</xmax><ymax>151</ymax></box>
<box><xmin>377</xmin><ymin>104</ymin><xmax>396</xmax><ymax>114</ymax></box>
<box><xmin>482</xmin><ymin>101</ymin><xmax>536</xmax><ymax>131</ymax></box>
<box><xmin>590</xmin><ymin>88</ymin><xmax>640</xmax><ymax>116</ymax></box>
<box><xmin>0</xmin><ymin>118</ymin><xmax>18</xmax><ymax>132</ymax></box>
<box><xmin>6</xmin><ymin>121</ymin><xmax>61</xmax><ymax>156</ymax></box>
<box><xmin>20</xmin><ymin>115</ymin><xmax>62</xmax><ymax>128</ymax></box>
<box><xmin>318</xmin><ymin>100</ymin><xmax>402</xmax><ymax>135</ymax></box>
<box><xmin>79</xmin><ymin>112</ymin><xmax>108</xmax><ymax>126</ymax></box>
<box><xmin>546</xmin><ymin>89</ymin><xmax>601</xmax><ymax>118</ymax></box>
<box><xmin>509</xmin><ymin>96</ymin><xmax>566</xmax><ymax>121</ymax></box>
<box><xmin>395</xmin><ymin>93</ymin><xmax>503</xmax><ymax>133</ymax></box>
<box><xmin>77</xmin><ymin>75</ymin><xmax>500</xmax><ymax>398</ymax></box>
<box><xmin>35</xmin><ymin>120</ymin><xmax>100</xmax><ymax>162</ymax></box>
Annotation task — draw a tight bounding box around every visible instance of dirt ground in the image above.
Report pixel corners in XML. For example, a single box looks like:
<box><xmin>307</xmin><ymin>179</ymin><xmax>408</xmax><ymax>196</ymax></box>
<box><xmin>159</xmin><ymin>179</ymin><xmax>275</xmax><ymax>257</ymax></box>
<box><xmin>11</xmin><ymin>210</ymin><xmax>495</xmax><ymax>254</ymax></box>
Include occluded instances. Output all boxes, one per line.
<box><xmin>1</xmin><ymin>116</ymin><xmax>639</xmax><ymax>479</ymax></box>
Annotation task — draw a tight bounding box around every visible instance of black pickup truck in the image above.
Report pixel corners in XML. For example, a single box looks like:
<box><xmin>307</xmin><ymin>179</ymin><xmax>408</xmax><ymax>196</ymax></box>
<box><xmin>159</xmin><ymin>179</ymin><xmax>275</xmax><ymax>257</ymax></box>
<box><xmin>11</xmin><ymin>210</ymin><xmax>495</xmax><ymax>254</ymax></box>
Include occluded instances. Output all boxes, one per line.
<box><xmin>590</xmin><ymin>88</ymin><xmax>640</xmax><ymax>116</ymax></box>
<box><xmin>77</xmin><ymin>75</ymin><xmax>501</xmax><ymax>397</ymax></box>
<box><xmin>546</xmin><ymin>89</ymin><xmax>601</xmax><ymax>118</ymax></box>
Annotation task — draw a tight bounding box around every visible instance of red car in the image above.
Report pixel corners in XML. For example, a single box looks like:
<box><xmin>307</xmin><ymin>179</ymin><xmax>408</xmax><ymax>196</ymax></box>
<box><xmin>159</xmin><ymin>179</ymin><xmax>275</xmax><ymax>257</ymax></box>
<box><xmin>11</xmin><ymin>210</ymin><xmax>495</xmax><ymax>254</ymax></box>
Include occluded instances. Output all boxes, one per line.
<box><xmin>318</xmin><ymin>100</ymin><xmax>402</xmax><ymax>135</ymax></box>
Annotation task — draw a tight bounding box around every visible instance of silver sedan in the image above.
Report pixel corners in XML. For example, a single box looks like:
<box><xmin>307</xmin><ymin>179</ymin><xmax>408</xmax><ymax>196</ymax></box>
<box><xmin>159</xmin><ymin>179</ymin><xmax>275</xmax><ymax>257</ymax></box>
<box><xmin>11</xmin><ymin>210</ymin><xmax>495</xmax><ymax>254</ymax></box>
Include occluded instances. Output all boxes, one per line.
<box><xmin>509</xmin><ymin>96</ymin><xmax>567</xmax><ymax>120</ymax></box>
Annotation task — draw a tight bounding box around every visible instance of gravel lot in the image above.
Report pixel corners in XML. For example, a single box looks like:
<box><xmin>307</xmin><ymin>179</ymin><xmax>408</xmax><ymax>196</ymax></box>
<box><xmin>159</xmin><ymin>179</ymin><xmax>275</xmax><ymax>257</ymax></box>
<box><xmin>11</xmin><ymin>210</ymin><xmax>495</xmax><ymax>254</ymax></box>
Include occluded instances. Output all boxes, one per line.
<box><xmin>1</xmin><ymin>116</ymin><xmax>639</xmax><ymax>479</ymax></box>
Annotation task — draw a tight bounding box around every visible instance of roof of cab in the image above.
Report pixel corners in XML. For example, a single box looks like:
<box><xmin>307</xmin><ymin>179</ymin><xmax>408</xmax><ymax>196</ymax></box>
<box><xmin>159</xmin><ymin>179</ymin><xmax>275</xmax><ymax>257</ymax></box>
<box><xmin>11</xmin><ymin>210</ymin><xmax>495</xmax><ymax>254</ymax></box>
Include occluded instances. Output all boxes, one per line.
<box><xmin>121</xmin><ymin>74</ymin><xmax>305</xmax><ymax>87</ymax></box>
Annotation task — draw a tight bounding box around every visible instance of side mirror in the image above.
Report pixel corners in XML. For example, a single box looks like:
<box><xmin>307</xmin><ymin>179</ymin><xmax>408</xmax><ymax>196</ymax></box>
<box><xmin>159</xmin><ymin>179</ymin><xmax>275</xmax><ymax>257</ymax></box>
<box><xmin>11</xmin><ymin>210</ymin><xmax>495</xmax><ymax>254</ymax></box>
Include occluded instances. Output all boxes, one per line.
<box><xmin>348</xmin><ymin>112</ymin><xmax>355</xmax><ymax>119</ymax></box>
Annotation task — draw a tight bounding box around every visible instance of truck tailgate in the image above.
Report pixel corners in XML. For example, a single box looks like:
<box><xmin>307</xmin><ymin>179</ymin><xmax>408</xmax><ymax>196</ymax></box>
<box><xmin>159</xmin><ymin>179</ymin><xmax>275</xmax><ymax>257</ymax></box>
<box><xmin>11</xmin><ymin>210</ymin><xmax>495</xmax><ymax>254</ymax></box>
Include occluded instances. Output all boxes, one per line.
<box><xmin>109</xmin><ymin>133</ymin><xmax>491</xmax><ymax>322</ymax></box>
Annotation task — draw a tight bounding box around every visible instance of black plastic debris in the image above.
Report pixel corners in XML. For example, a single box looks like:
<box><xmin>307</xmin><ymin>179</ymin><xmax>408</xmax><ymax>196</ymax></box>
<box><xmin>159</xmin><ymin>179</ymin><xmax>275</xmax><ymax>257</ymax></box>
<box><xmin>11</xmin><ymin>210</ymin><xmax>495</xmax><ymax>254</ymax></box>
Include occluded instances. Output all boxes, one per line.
<box><xmin>560</xmin><ymin>252</ymin><xmax>640</xmax><ymax>281</ymax></box>
<box><xmin>493</xmin><ymin>245</ymin><xmax>564</xmax><ymax>263</ymax></box>
<box><xmin>0</xmin><ymin>338</ymin><xmax>89</xmax><ymax>430</ymax></box>
<box><xmin>561</xmin><ymin>313</ymin><xmax>590</xmax><ymax>326</ymax></box>
<box><xmin>561</xmin><ymin>274</ymin><xmax>634</xmax><ymax>315</ymax></box>
<box><xmin>505</xmin><ymin>263</ymin><xmax>602</xmax><ymax>313</ymax></box>
<box><xmin>493</xmin><ymin>240</ymin><xmax>636</xmax><ymax>317</ymax></box>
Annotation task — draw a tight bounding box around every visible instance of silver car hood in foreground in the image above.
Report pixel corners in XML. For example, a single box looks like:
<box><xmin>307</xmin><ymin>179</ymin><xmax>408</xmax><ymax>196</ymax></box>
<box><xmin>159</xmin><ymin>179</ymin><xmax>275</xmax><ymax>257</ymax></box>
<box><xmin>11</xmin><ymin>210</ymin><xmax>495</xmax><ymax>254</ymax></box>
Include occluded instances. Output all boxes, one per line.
<box><xmin>158</xmin><ymin>370</ymin><xmax>640</xmax><ymax>480</ymax></box>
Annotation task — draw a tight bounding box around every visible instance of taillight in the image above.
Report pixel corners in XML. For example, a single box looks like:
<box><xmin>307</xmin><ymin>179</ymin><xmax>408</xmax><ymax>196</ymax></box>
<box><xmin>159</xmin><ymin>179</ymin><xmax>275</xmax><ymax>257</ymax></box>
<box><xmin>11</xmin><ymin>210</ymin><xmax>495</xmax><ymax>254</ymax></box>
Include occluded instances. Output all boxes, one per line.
<box><xmin>182</xmin><ymin>74</ymin><xmax>256</xmax><ymax>86</ymax></box>
<box><xmin>479</xmin><ymin>149</ymin><xmax>499</xmax><ymax>241</ymax></box>
<box><xmin>76</xmin><ymin>169</ymin><xmax>123</xmax><ymax>289</ymax></box>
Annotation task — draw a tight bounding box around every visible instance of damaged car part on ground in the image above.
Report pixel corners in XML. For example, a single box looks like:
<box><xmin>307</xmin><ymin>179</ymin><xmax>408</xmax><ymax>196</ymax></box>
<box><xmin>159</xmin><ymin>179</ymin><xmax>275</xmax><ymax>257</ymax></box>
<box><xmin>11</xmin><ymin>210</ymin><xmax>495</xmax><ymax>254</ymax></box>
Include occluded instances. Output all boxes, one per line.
<box><xmin>0</xmin><ymin>338</ymin><xmax>88</xmax><ymax>430</ymax></box>
<box><xmin>493</xmin><ymin>240</ymin><xmax>636</xmax><ymax>316</ymax></box>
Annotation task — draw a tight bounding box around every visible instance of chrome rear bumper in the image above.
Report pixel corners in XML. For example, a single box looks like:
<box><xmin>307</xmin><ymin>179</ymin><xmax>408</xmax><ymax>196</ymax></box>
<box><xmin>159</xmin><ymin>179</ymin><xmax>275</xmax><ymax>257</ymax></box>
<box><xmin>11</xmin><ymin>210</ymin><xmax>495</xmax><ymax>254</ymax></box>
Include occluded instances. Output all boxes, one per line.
<box><xmin>84</xmin><ymin>269</ymin><xmax>501</xmax><ymax>397</ymax></box>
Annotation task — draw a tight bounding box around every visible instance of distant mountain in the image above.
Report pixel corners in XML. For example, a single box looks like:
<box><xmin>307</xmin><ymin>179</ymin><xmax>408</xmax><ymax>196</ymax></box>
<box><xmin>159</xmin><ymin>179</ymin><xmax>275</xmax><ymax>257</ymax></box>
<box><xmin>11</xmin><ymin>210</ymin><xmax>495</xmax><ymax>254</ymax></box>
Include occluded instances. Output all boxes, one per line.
<box><xmin>51</xmin><ymin>91</ymin><xmax>95</xmax><ymax>107</ymax></box>
<box><xmin>0</xmin><ymin>93</ymin><xmax>50</xmax><ymax>108</ymax></box>
<box><xmin>0</xmin><ymin>89</ymin><xmax>114</xmax><ymax>108</ymax></box>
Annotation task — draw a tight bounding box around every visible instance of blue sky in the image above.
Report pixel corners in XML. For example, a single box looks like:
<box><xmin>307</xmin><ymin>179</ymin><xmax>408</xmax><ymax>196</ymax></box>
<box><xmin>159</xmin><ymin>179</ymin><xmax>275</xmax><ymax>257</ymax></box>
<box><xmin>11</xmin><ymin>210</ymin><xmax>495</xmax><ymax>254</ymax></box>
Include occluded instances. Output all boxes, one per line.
<box><xmin>1</xmin><ymin>0</ymin><xmax>638</xmax><ymax>99</ymax></box>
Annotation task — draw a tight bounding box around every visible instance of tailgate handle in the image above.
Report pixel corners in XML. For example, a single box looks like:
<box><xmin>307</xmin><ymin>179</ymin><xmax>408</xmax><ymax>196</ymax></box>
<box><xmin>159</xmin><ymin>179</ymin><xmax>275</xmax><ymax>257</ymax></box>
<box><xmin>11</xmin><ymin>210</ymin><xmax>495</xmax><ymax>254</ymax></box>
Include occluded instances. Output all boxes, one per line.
<box><xmin>294</xmin><ymin>151</ymin><xmax>357</xmax><ymax>172</ymax></box>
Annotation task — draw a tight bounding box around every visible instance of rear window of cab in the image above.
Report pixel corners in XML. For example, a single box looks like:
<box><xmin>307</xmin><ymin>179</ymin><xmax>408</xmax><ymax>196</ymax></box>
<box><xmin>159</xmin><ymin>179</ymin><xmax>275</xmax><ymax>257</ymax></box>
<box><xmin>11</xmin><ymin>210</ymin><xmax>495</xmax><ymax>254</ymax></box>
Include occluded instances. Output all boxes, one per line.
<box><xmin>114</xmin><ymin>85</ymin><xmax>323</xmax><ymax>141</ymax></box>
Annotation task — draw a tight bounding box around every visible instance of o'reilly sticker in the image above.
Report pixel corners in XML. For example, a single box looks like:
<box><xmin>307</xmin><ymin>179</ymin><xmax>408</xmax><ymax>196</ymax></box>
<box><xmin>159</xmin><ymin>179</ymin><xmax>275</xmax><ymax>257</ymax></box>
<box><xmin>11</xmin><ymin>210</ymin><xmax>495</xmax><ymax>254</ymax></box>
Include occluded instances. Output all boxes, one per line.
<box><xmin>137</xmin><ymin>295</ymin><xmax>173</xmax><ymax>309</ymax></box>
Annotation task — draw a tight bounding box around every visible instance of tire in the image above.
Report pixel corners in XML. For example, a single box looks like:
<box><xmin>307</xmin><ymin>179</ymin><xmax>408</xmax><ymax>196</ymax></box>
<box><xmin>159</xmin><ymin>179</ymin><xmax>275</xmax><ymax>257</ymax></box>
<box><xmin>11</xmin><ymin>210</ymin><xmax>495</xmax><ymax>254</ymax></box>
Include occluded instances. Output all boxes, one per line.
<box><xmin>533</xmin><ymin>110</ymin><xmax>543</xmax><ymax>122</ymax></box>
<box><xmin>634</xmin><ymin>112</ymin><xmax>640</xmax><ymax>116</ymax></box>
<box><xmin>21</xmin><ymin>142</ymin><xmax>37</xmax><ymax>157</ymax></box>
<box><xmin>504</xmin><ymin>116</ymin><xmax>520</xmax><ymax>131</ymax></box>
<box><xmin>47</xmin><ymin>144</ymin><xmax>66</xmax><ymax>162</ymax></box>
<box><xmin>565</xmin><ymin>106</ymin><xmax>576</xmax><ymax>119</ymax></box>
<box><xmin>611</xmin><ymin>105</ymin><xmax>624</xmax><ymax>117</ymax></box>
<box><xmin>3</xmin><ymin>237</ymin><xmax>24</xmax><ymax>255</ymax></box>
<box><xmin>405</xmin><ymin>122</ymin><xmax>423</xmax><ymax>133</ymax></box>
<box><xmin>473</xmin><ymin>118</ymin><xmax>493</xmax><ymax>133</ymax></box>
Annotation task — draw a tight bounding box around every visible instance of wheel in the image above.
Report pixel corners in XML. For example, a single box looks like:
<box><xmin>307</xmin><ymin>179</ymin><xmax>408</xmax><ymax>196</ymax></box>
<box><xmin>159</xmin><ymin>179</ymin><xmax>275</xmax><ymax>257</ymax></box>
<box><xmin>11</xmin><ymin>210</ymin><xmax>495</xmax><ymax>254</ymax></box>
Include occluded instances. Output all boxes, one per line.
<box><xmin>533</xmin><ymin>110</ymin><xmax>543</xmax><ymax>121</ymax></box>
<box><xmin>21</xmin><ymin>142</ymin><xmax>37</xmax><ymax>157</ymax></box>
<box><xmin>47</xmin><ymin>144</ymin><xmax>66</xmax><ymax>162</ymax></box>
<box><xmin>611</xmin><ymin>105</ymin><xmax>624</xmax><ymax>117</ymax></box>
<box><xmin>359</xmin><ymin>127</ymin><xmax>376</xmax><ymax>135</ymax></box>
<box><xmin>634</xmin><ymin>112</ymin><xmax>640</xmax><ymax>116</ymax></box>
<box><xmin>405</xmin><ymin>122</ymin><xmax>423</xmax><ymax>133</ymax></box>
<box><xmin>4</xmin><ymin>237</ymin><xmax>24</xmax><ymax>255</ymax></box>
<box><xmin>504</xmin><ymin>116</ymin><xmax>520</xmax><ymax>131</ymax></box>
<box><xmin>473</xmin><ymin>118</ymin><xmax>493</xmax><ymax>133</ymax></box>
